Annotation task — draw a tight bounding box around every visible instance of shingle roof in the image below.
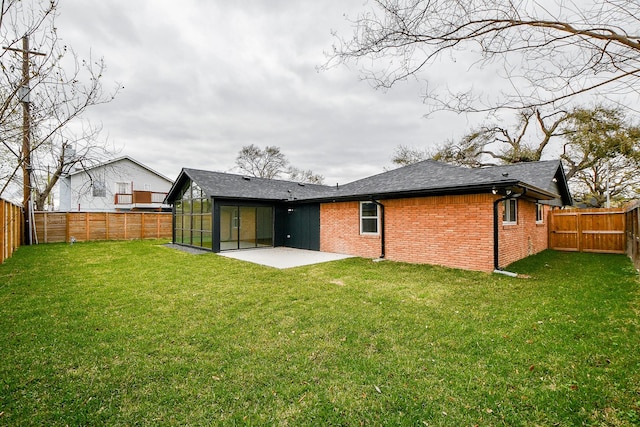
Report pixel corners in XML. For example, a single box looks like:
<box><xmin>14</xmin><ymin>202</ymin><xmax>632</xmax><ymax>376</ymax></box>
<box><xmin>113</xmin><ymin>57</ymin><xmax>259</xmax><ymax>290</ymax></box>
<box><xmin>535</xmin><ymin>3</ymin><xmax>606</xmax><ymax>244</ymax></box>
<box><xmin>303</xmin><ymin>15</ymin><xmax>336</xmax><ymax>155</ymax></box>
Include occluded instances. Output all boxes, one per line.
<box><xmin>177</xmin><ymin>169</ymin><xmax>332</xmax><ymax>201</ymax></box>
<box><xmin>334</xmin><ymin>160</ymin><xmax>514</xmax><ymax>196</ymax></box>
<box><xmin>166</xmin><ymin>160</ymin><xmax>572</xmax><ymax>205</ymax></box>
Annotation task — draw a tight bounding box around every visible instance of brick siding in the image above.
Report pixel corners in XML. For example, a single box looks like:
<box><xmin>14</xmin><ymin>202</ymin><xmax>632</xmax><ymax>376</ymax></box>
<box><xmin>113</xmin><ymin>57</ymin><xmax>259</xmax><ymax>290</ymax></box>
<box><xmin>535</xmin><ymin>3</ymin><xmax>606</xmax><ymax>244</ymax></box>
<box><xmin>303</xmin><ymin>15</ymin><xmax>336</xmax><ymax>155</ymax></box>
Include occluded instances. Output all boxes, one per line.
<box><xmin>320</xmin><ymin>194</ymin><xmax>549</xmax><ymax>272</ymax></box>
<box><xmin>498</xmin><ymin>200</ymin><xmax>549</xmax><ymax>268</ymax></box>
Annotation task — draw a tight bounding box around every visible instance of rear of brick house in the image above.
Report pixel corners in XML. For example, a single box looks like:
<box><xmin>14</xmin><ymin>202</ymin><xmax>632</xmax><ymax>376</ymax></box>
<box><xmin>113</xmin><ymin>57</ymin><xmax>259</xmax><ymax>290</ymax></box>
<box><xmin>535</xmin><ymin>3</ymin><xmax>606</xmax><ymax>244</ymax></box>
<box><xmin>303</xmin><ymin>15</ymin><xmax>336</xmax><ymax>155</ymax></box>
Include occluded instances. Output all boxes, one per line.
<box><xmin>320</xmin><ymin>194</ymin><xmax>550</xmax><ymax>272</ymax></box>
<box><xmin>165</xmin><ymin>159</ymin><xmax>572</xmax><ymax>273</ymax></box>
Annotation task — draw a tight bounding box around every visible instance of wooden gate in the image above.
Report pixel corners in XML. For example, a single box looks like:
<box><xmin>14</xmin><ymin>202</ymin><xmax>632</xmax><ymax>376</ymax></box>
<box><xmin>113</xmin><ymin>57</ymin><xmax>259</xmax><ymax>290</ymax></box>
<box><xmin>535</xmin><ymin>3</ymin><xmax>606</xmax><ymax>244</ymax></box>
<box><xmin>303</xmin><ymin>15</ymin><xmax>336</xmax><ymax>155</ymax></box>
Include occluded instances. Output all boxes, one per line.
<box><xmin>549</xmin><ymin>208</ymin><xmax>626</xmax><ymax>254</ymax></box>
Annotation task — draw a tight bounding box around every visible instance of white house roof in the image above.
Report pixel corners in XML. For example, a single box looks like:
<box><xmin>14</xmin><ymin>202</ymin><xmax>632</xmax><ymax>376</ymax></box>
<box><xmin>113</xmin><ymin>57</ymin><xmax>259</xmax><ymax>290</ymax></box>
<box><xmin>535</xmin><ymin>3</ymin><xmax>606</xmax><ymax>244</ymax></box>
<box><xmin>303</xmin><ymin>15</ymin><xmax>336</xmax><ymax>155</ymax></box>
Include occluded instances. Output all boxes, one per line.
<box><xmin>68</xmin><ymin>156</ymin><xmax>174</xmax><ymax>183</ymax></box>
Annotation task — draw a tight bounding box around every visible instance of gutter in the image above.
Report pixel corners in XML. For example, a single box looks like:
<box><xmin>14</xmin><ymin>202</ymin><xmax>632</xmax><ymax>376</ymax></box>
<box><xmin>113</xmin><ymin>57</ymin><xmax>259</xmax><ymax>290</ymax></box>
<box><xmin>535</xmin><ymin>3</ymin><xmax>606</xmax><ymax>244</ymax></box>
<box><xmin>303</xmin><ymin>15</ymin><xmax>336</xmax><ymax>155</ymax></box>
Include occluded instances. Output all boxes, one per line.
<box><xmin>493</xmin><ymin>188</ymin><xmax>526</xmax><ymax>275</ymax></box>
<box><xmin>370</xmin><ymin>199</ymin><xmax>385</xmax><ymax>259</ymax></box>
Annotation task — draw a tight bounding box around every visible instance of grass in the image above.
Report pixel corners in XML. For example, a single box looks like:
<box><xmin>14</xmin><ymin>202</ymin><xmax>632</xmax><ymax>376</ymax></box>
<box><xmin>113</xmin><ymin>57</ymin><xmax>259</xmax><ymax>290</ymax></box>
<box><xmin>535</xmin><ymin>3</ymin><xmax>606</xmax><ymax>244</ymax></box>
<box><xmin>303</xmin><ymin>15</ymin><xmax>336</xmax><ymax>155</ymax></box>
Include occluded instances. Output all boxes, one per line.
<box><xmin>0</xmin><ymin>240</ymin><xmax>639</xmax><ymax>426</ymax></box>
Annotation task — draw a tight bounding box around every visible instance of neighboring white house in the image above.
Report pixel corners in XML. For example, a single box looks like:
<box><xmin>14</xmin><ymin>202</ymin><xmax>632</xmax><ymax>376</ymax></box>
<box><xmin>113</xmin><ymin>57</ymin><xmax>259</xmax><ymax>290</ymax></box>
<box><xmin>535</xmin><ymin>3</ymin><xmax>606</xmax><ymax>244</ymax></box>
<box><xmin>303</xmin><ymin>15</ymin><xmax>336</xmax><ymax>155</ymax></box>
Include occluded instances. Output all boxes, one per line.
<box><xmin>58</xmin><ymin>156</ymin><xmax>173</xmax><ymax>212</ymax></box>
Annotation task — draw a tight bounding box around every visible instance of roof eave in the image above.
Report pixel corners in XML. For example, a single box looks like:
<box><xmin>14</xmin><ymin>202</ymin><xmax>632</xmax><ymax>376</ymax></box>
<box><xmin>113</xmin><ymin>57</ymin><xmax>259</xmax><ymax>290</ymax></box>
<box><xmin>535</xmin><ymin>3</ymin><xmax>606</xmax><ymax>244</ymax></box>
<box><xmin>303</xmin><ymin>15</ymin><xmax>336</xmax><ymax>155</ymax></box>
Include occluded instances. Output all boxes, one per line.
<box><xmin>305</xmin><ymin>181</ymin><xmax>521</xmax><ymax>203</ymax></box>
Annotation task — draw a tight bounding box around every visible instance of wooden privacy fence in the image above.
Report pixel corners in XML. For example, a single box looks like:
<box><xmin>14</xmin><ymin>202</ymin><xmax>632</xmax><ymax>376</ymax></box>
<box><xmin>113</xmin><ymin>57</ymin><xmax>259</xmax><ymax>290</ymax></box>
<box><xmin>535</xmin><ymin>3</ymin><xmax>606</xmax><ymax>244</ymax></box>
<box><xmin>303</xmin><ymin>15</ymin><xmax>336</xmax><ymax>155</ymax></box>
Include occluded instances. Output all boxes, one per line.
<box><xmin>549</xmin><ymin>207</ymin><xmax>626</xmax><ymax>254</ymax></box>
<box><xmin>33</xmin><ymin>211</ymin><xmax>173</xmax><ymax>243</ymax></box>
<box><xmin>1</xmin><ymin>198</ymin><xmax>23</xmax><ymax>264</ymax></box>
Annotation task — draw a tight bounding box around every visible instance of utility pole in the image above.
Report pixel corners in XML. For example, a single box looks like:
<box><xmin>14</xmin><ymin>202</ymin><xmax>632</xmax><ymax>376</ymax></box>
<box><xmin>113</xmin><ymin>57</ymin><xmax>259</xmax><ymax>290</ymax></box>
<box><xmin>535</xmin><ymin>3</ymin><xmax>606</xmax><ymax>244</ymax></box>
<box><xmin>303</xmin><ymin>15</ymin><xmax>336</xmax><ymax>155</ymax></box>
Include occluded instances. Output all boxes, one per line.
<box><xmin>4</xmin><ymin>36</ymin><xmax>45</xmax><ymax>244</ymax></box>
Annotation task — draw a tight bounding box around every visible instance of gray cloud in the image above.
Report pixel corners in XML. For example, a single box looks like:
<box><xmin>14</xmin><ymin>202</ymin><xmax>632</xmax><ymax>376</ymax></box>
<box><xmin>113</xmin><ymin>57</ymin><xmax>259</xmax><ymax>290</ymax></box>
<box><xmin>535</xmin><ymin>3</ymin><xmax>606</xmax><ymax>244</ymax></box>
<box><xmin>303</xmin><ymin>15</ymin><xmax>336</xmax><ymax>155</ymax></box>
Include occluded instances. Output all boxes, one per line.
<box><xmin>55</xmin><ymin>0</ymin><xmax>470</xmax><ymax>185</ymax></box>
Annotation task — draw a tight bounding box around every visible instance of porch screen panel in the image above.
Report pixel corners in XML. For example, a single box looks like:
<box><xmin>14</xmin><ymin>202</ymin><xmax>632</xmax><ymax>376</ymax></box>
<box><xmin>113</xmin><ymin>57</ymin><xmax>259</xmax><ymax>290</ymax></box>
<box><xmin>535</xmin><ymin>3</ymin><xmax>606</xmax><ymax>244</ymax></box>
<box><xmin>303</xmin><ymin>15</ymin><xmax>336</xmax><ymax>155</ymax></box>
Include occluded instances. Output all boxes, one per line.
<box><xmin>219</xmin><ymin>205</ymin><xmax>273</xmax><ymax>250</ymax></box>
<box><xmin>220</xmin><ymin>206</ymin><xmax>239</xmax><ymax>250</ymax></box>
<box><xmin>256</xmin><ymin>207</ymin><xmax>273</xmax><ymax>247</ymax></box>
<box><xmin>239</xmin><ymin>207</ymin><xmax>257</xmax><ymax>249</ymax></box>
<box><xmin>173</xmin><ymin>179</ymin><xmax>213</xmax><ymax>249</ymax></box>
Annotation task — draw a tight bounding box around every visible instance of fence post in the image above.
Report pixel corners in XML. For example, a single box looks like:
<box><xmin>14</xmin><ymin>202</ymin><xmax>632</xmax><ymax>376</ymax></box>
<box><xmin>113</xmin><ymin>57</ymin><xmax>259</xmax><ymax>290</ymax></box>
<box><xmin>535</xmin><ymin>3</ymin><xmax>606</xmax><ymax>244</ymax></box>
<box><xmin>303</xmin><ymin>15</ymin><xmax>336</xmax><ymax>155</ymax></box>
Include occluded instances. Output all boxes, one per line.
<box><xmin>43</xmin><ymin>212</ymin><xmax>47</xmax><ymax>243</ymax></box>
<box><xmin>576</xmin><ymin>211</ymin><xmax>582</xmax><ymax>252</ymax></box>
<box><xmin>65</xmin><ymin>212</ymin><xmax>70</xmax><ymax>243</ymax></box>
<box><xmin>141</xmin><ymin>213</ymin><xmax>145</xmax><ymax>239</ymax></box>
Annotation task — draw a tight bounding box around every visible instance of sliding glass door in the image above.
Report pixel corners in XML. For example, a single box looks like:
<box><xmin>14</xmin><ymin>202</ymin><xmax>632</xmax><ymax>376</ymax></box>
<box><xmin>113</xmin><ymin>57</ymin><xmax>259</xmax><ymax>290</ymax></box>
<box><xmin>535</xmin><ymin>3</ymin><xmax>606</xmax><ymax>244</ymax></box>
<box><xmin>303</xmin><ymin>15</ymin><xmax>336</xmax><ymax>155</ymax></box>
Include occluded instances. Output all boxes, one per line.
<box><xmin>220</xmin><ymin>205</ymin><xmax>273</xmax><ymax>250</ymax></box>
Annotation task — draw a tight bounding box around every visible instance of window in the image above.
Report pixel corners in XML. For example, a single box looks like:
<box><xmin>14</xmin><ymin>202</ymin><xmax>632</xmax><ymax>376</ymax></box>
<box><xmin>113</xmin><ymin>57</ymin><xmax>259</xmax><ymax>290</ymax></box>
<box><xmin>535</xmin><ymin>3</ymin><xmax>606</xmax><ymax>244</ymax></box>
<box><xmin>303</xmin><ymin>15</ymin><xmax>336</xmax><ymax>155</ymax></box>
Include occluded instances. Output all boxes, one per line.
<box><xmin>360</xmin><ymin>201</ymin><xmax>379</xmax><ymax>234</ymax></box>
<box><xmin>219</xmin><ymin>205</ymin><xmax>273</xmax><ymax>250</ymax></box>
<box><xmin>92</xmin><ymin>180</ymin><xmax>106</xmax><ymax>197</ymax></box>
<box><xmin>503</xmin><ymin>199</ymin><xmax>517</xmax><ymax>224</ymax></box>
<box><xmin>174</xmin><ymin>179</ymin><xmax>213</xmax><ymax>249</ymax></box>
<box><xmin>116</xmin><ymin>182</ymin><xmax>129</xmax><ymax>194</ymax></box>
<box><xmin>536</xmin><ymin>203</ymin><xmax>545</xmax><ymax>223</ymax></box>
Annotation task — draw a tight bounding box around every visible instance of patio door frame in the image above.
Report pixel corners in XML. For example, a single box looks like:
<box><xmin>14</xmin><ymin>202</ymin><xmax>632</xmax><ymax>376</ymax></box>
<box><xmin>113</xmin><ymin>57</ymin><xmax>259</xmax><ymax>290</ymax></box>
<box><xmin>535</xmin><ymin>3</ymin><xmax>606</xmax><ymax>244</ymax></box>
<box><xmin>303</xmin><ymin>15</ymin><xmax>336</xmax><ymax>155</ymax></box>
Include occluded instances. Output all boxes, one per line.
<box><xmin>216</xmin><ymin>201</ymin><xmax>274</xmax><ymax>251</ymax></box>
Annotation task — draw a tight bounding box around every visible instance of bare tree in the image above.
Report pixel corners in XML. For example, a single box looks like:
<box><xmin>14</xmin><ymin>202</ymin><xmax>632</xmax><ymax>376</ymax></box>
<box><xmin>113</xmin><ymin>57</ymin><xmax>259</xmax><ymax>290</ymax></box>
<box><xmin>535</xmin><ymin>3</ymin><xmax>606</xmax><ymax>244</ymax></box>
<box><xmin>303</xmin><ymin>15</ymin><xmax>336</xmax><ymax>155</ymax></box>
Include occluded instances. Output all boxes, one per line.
<box><xmin>413</xmin><ymin>104</ymin><xmax>640</xmax><ymax>206</ymax></box>
<box><xmin>286</xmin><ymin>166</ymin><xmax>325</xmax><ymax>185</ymax></box>
<box><xmin>431</xmin><ymin>108</ymin><xmax>571</xmax><ymax>167</ymax></box>
<box><xmin>0</xmin><ymin>0</ymin><xmax>120</xmax><ymax>210</ymax></box>
<box><xmin>391</xmin><ymin>144</ymin><xmax>432</xmax><ymax>167</ymax></box>
<box><xmin>327</xmin><ymin>0</ymin><xmax>640</xmax><ymax>113</ymax></box>
<box><xmin>235</xmin><ymin>145</ymin><xmax>289</xmax><ymax>179</ymax></box>
<box><xmin>235</xmin><ymin>144</ymin><xmax>325</xmax><ymax>184</ymax></box>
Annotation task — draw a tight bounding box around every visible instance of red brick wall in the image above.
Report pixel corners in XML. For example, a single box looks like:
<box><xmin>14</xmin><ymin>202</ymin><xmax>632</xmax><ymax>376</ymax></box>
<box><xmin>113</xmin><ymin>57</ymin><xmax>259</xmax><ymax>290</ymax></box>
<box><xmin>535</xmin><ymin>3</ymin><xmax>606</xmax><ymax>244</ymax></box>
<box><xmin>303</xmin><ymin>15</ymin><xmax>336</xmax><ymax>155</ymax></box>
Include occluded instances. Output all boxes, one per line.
<box><xmin>320</xmin><ymin>194</ymin><xmax>550</xmax><ymax>272</ymax></box>
<box><xmin>498</xmin><ymin>200</ymin><xmax>549</xmax><ymax>268</ymax></box>
<box><xmin>320</xmin><ymin>201</ymin><xmax>382</xmax><ymax>259</ymax></box>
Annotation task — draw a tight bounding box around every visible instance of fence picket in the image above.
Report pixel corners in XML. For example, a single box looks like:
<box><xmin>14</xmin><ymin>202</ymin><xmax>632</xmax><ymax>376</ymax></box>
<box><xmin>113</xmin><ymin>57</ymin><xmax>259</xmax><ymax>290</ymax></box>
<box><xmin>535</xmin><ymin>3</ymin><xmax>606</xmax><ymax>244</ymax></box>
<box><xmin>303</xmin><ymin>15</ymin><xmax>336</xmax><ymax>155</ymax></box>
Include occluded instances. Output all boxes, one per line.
<box><xmin>33</xmin><ymin>211</ymin><xmax>172</xmax><ymax>243</ymax></box>
<box><xmin>1</xmin><ymin>199</ymin><xmax>23</xmax><ymax>264</ymax></box>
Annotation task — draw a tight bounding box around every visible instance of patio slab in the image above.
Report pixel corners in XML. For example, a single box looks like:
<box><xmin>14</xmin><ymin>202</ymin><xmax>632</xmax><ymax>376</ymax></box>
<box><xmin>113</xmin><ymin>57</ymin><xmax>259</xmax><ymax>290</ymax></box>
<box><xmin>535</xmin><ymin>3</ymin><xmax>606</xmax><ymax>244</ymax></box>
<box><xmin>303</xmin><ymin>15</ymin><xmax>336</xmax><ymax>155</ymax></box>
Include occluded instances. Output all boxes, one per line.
<box><xmin>218</xmin><ymin>247</ymin><xmax>353</xmax><ymax>269</ymax></box>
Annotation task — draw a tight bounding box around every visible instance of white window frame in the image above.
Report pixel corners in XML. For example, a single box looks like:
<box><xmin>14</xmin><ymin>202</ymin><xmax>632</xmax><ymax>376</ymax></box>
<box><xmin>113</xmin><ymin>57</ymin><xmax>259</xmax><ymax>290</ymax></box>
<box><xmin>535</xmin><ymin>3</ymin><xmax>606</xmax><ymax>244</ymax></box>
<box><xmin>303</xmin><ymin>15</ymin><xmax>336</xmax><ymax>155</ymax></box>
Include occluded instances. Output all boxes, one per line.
<box><xmin>360</xmin><ymin>201</ymin><xmax>380</xmax><ymax>235</ymax></box>
<box><xmin>116</xmin><ymin>182</ymin><xmax>130</xmax><ymax>194</ymax></box>
<box><xmin>503</xmin><ymin>199</ymin><xmax>517</xmax><ymax>225</ymax></box>
<box><xmin>536</xmin><ymin>203</ymin><xmax>544</xmax><ymax>224</ymax></box>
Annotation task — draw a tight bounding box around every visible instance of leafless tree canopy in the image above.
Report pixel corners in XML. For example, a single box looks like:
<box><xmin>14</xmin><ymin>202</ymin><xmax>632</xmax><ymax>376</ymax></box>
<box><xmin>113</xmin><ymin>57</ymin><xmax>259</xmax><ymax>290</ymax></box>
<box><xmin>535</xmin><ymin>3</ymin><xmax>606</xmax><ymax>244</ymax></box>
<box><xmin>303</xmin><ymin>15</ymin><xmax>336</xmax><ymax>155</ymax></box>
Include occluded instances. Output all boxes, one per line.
<box><xmin>286</xmin><ymin>166</ymin><xmax>325</xmax><ymax>185</ymax></box>
<box><xmin>235</xmin><ymin>144</ymin><xmax>325</xmax><ymax>184</ymax></box>
<box><xmin>0</xmin><ymin>0</ymin><xmax>121</xmax><ymax>209</ymax></box>
<box><xmin>419</xmin><ymin>104</ymin><xmax>640</xmax><ymax>206</ymax></box>
<box><xmin>235</xmin><ymin>145</ymin><xmax>290</xmax><ymax>180</ymax></box>
<box><xmin>328</xmin><ymin>0</ymin><xmax>640</xmax><ymax>113</ymax></box>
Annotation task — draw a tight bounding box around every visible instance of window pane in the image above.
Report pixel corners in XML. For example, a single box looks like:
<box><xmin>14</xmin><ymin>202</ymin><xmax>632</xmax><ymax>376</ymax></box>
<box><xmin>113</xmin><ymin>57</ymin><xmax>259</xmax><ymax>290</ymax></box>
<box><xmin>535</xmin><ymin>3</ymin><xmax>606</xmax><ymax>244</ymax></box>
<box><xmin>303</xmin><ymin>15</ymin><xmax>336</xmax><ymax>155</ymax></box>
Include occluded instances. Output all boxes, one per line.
<box><xmin>92</xmin><ymin>181</ymin><xmax>106</xmax><ymax>197</ymax></box>
<box><xmin>256</xmin><ymin>207</ymin><xmax>273</xmax><ymax>246</ymax></box>
<box><xmin>192</xmin><ymin>199</ymin><xmax>201</xmax><ymax>214</ymax></box>
<box><xmin>220</xmin><ymin>206</ymin><xmax>239</xmax><ymax>248</ymax></box>
<box><xmin>201</xmin><ymin>232</ymin><xmax>212</xmax><ymax>249</ymax></box>
<box><xmin>361</xmin><ymin>202</ymin><xmax>377</xmax><ymax>217</ymax></box>
<box><xmin>116</xmin><ymin>182</ymin><xmax>129</xmax><ymax>194</ymax></box>
<box><xmin>240</xmin><ymin>206</ymin><xmax>257</xmax><ymax>247</ymax></box>
<box><xmin>202</xmin><ymin>214</ymin><xmax>212</xmax><ymax>232</ymax></box>
<box><xmin>192</xmin><ymin>215</ymin><xmax>202</xmax><ymax>231</ymax></box>
<box><xmin>503</xmin><ymin>199</ymin><xmax>517</xmax><ymax>222</ymax></box>
<box><xmin>182</xmin><ymin>182</ymin><xmax>191</xmax><ymax>200</ymax></box>
<box><xmin>202</xmin><ymin>198</ymin><xmax>212</xmax><ymax>214</ymax></box>
<box><xmin>362</xmin><ymin>218</ymin><xmax>378</xmax><ymax>233</ymax></box>
<box><xmin>191</xmin><ymin>183</ymin><xmax>202</xmax><ymax>199</ymax></box>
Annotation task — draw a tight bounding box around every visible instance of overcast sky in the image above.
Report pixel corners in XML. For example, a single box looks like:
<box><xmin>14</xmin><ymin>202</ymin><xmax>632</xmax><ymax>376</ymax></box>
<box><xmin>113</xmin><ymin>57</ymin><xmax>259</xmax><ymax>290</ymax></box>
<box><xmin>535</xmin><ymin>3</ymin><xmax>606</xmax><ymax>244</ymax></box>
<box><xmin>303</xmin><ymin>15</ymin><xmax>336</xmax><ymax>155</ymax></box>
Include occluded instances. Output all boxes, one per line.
<box><xmin>55</xmin><ymin>0</ymin><xmax>485</xmax><ymax>185</ymax></box>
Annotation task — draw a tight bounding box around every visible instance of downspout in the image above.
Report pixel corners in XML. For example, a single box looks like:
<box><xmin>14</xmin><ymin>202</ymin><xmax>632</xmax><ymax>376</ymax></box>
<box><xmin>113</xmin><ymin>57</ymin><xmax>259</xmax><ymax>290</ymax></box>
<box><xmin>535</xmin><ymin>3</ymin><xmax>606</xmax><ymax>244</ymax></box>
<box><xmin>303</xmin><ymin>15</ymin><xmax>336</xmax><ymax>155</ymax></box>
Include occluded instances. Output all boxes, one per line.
<box><xmin>371</xmin><ymin>199</ymin><xmax>385</xmax><ymax>259</ymax></box>
<box><xmin>493</xmin><ymin>188</ymin><xmax>526</xmax><ymax>276</ymax></box>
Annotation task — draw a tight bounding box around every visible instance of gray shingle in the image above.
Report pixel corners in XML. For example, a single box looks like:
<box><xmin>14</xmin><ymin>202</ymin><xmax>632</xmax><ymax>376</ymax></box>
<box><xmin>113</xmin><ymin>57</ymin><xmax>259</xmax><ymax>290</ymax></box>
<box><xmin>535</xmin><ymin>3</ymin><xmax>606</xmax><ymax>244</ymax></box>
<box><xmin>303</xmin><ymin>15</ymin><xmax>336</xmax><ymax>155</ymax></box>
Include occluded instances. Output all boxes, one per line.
<box><xmin>182</xmin><ymin>169</ymin><xmax>333</xmax><ymax>201</ymax></box>
<box><xmin>167</xmin><ymin>159</ymin><xmax>571</xmax><ymax>205</ymax></box>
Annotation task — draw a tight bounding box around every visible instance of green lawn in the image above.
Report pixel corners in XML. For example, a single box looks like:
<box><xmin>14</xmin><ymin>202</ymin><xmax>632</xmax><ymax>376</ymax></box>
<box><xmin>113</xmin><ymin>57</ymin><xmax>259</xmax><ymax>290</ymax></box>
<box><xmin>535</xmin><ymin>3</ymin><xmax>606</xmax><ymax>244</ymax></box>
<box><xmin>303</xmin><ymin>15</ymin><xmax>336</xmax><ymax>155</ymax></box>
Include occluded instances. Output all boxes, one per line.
<box><xmin>0</xmin><ymin>240</ymin><xmax>638</xmax><ymax>426</ymax></box>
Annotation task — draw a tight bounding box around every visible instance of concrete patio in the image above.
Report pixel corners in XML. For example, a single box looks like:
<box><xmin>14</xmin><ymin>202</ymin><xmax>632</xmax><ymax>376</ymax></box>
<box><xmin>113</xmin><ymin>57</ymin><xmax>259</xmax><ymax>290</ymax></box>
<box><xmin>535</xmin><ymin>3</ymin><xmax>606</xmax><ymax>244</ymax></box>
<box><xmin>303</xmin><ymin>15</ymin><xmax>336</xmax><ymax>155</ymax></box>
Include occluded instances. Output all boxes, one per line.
<box><xmin>218</xmin><ymin>246</ymin><xmax>353</xmax><ymax>269</ymax></box>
